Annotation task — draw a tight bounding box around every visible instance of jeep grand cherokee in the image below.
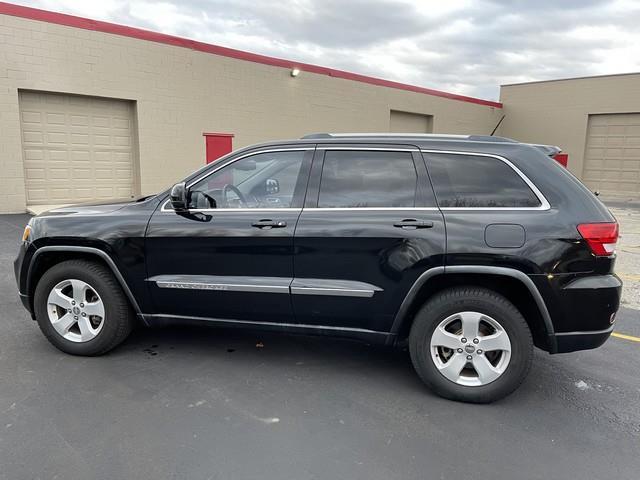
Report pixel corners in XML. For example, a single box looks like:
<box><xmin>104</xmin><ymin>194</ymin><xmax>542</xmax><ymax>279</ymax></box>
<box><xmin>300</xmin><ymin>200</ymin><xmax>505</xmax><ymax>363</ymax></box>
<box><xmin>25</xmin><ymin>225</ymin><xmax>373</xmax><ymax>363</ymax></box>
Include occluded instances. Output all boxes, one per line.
<box><xmin>14</xmin><ymin>133</ymin><xmax>622</xmax><ymax>403</ymax></box>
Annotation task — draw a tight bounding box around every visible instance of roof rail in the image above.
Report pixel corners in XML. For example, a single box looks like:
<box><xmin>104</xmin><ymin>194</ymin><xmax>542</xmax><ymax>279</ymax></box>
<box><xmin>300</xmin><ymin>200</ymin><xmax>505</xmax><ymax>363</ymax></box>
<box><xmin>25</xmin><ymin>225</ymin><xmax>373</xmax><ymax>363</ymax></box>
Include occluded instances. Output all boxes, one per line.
<box><xmin>300</xmin><ymin>133</ymin><xmax>519</xmax><ymax>142</ymax></box>
<box><xmin>301</xmin><ymin>133</ymin><xmax>471</xmax><ymax>139</ymax></box>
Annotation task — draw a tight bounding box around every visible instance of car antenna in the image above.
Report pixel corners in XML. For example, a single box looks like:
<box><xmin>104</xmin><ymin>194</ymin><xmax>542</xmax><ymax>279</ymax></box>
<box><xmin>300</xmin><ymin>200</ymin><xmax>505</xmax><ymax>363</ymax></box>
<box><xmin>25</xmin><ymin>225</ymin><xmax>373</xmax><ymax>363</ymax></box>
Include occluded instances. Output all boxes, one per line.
<box><xmin>490</xmin><ymin>115</ymin><xmax>506</xmax><ymax>136</ymax></box>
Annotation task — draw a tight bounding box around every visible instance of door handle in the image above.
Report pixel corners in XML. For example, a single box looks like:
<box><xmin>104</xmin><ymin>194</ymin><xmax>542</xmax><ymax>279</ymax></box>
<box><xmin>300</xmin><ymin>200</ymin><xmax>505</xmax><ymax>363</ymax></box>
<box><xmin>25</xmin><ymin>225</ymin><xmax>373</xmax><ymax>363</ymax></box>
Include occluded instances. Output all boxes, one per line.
<box><xmin>251</xmin><ymin>219</ymin><xmax>287</xmax><ymax>229</ymax></box>
<box><xmin>393</xmin><ymin>219</ymin><xmax>434</xmax><ymax>229</ymax></box>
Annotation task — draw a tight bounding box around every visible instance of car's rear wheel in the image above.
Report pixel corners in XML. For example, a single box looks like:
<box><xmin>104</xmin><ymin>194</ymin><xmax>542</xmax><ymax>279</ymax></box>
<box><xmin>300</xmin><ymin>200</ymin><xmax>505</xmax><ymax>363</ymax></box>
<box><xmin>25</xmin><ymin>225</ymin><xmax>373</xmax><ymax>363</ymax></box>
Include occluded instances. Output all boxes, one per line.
<box><xmin>34</xmin><ymin>259</ymin><xmax>134</xmax><ymax>356</ymax></box>
<box><xmin>409</xmin><ymin>287</ymin><xmax>533</xmax><ymax>403</ymax></box>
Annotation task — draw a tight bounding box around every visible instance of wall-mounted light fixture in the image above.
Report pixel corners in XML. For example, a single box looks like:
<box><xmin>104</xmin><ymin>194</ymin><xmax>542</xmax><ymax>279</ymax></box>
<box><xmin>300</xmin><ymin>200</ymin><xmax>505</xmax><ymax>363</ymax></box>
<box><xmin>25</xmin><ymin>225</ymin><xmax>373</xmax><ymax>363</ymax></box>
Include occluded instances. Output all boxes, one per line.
<box><xmin>290</xmin><ymin>68</ymin><xmax>300</xmax><ymax>77</ymax></box>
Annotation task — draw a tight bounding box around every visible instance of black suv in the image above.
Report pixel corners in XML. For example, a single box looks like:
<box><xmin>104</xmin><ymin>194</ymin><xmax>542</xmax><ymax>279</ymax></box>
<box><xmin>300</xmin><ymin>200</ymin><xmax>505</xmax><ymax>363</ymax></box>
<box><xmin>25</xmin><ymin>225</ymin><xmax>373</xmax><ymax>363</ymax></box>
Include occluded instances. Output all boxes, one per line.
<box><xmin>14</xmin><ymin>134</ymin><xmax>622</xmax><ymax>403</ymax></box>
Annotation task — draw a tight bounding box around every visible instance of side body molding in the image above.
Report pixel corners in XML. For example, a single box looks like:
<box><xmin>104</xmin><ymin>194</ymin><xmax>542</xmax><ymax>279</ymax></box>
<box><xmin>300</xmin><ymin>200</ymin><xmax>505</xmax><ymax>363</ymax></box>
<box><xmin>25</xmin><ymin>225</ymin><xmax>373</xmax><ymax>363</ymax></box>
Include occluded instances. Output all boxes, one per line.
<box><xmin>27</xmin><ymin>246</ymin><xmax>143</xmax><ymax>316</ymax></box>
<box><xmin>147</xmin><ymin>274</ymin><xmax>383</xmax><ymax>298</ymax></box>
<box><xmin>389</xmin><ymin>265</ymin><xmax>556</xmax><ymax>351</ymax></box>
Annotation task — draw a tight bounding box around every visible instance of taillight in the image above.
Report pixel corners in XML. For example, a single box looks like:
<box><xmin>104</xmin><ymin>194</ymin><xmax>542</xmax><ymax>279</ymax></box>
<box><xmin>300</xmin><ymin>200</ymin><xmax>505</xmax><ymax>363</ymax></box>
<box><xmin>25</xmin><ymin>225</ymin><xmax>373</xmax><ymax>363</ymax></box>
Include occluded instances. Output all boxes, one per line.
<box><xmin>577</xmin><ymin>222</ymin><xmax>619</xmax><ymax>256</ymax></box>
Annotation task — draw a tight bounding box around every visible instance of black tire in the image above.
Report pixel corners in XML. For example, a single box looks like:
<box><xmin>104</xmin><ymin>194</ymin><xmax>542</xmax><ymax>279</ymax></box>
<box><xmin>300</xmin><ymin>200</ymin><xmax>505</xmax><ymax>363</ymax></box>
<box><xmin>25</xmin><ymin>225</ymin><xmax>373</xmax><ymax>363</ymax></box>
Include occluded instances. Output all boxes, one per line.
<box><xmin>34</xmin><ymin>259</ymin><xmax>135</xmax><ymax>356</ymax></box>
<box><xmin>409</xmin><ymin>287</ymin><xmax>533</xmax><ymax>403</ymax></box>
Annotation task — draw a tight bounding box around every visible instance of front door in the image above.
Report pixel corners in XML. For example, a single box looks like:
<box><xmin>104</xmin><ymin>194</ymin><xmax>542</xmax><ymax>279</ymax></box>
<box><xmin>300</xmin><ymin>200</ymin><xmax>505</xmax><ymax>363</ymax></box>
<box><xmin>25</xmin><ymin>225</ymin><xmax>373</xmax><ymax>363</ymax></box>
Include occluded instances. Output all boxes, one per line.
<box><xmin>292</xmin><ymin>145</ymin><xmax>446</xmax><ymax>333</ymax></box>
<box><xmin>145</xmin><ymin>146</ymin><xmax>314</xmax><ymax>323</ymax></box>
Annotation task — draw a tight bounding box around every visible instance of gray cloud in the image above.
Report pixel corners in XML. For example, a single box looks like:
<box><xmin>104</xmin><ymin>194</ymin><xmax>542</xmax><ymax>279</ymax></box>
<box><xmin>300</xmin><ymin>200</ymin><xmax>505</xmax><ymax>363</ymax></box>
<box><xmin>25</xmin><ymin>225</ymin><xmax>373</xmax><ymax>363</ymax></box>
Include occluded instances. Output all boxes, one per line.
<box><xmin>16</xmin><ymin>0</ymin><xmax>640</xmax><ymax>99</ymax></box>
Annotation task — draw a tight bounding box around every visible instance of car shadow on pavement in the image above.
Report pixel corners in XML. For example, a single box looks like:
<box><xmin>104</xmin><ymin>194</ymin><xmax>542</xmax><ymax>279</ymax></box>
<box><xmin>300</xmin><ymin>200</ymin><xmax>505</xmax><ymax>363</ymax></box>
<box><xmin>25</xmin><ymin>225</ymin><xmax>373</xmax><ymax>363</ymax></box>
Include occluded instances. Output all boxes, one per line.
<box><xmin>116</xmin><ymin>323</ymin><xmax>428</xmax><ymax>390</ymax></box>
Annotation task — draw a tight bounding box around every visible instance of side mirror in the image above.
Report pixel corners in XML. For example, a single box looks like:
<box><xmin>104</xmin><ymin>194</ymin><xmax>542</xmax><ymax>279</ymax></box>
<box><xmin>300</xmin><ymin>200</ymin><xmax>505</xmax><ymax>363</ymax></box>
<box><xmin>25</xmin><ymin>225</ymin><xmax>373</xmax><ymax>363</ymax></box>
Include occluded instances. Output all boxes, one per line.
<box><xmin>265</xmin><ymin>178</ymin><xmax>280</xmax><ymax>195</ymax></box>
<box><xmin>170</xmin><ymin>182</ymin><xmax>188</xmax><ymax>211</ymax></box>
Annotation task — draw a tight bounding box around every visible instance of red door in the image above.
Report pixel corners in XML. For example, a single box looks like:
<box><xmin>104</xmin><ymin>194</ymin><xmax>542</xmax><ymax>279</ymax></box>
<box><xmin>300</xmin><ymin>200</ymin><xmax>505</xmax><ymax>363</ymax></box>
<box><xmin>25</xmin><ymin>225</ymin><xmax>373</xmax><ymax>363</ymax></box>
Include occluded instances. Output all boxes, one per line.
<box><xmin>203</xmin><ymin>132</ymin><xmax>234</xmax><ymax>164</ymax></box>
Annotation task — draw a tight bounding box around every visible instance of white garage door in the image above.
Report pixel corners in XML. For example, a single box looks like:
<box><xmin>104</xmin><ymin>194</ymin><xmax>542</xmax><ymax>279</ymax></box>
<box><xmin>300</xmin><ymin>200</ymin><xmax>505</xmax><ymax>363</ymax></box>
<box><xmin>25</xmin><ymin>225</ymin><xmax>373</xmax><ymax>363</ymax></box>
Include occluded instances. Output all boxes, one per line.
<box><xmin>19</xmin><ymin>91</ymin><xmax>137</xmax><ymax>206</ymax></box>
<box><xmin>583</xmin><ymin>113</ymin><xmax>640</xmax><ymax>198</ymax></box>
<box><xmin>390</xmin><ymin>110</ymin><xmax>433</xmax><ymax>133</ymax></box>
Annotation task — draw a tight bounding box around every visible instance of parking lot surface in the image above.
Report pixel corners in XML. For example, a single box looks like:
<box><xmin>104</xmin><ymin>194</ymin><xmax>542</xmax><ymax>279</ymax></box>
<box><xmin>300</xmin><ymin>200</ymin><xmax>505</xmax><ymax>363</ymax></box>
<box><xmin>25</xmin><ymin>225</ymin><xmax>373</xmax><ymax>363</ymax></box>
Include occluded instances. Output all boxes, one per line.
<box><xmin>1</xmin><ymin>212</ymin><xmax>639</xmax><ymax>480</ymax></box>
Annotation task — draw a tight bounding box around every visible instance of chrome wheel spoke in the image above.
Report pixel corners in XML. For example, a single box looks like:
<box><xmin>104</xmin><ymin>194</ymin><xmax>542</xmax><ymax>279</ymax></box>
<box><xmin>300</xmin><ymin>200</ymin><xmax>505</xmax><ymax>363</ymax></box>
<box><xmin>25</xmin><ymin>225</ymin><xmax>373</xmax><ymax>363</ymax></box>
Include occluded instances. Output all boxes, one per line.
<box><xmin>437</xmin><ymin>354</ymin><xmax>468</xmax><ymax>383</ymax></box>
<box><xmin>70</xmin><ymin>279</ymin><xmax>89</xmax><ymax>304</ymax></box>
<box><xmin>431</xmin><ymin>326</ymin><xmax>462</xmax><ymax>350</ymax></box>
<box><xmin>51</xmin><ymin>312</ymin><xmax>76</xmax><ymax>336</ymax></box>
<box><xmin>47</xmin><ymin>287</ymin><xmax>73</xmax><ymax>311</ymax></box>
<box><xmin>481</xmin><ymin>330</ymin><xmax>511</xmax><ymax>352</ymax></box>
<box><xmin>472</xmin><ymin>355</ymin><xmax>502</xmax><ymax>384</ymax></box>
<box><xmin>460</xmin><ymin>311</ymin><xmax>482</xmax><ymax>340</ymax></box>
<box><xmin>83</xmin><ymin>301</ymin><xmax>104</xmax><ymax>318</ymax></box>
<box><xmin>77</xmin><ymin>316</ymin><xmax>97</xmax><ymax>342</ymax></box>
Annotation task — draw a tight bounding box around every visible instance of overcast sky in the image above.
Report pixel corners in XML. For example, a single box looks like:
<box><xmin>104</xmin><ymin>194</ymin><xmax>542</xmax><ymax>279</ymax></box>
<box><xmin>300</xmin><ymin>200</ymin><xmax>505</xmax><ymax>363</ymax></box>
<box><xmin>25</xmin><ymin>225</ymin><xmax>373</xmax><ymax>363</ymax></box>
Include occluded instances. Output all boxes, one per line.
<box><xmin>12</xmin><ymin>0</ymin><xmax>640</xmax><ymax>100</ymax></box>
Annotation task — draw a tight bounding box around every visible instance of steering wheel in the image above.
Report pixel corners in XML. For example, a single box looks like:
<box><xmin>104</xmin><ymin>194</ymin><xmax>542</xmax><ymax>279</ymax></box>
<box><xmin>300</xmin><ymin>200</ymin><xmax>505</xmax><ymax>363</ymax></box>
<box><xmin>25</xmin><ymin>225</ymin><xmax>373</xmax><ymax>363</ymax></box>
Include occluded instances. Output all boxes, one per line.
<box><xmin>222</xmin><ymin>184</ymin><xmax>249</xmax><ymax>208</ymax></box>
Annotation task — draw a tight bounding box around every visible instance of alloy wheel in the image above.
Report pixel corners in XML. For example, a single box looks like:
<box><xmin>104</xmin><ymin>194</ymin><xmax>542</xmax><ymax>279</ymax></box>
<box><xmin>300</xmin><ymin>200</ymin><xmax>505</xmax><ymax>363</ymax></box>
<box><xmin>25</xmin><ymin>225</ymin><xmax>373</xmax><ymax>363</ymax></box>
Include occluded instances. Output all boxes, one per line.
<box><xmin>46</xmin><ymin>279</ymin><xmax>105</xmax><ymax>342</ymax></box>
<box><xmin>430</xmin><ymin>311</ymin><xmax>511</xmax><ymax>386</ymax></box>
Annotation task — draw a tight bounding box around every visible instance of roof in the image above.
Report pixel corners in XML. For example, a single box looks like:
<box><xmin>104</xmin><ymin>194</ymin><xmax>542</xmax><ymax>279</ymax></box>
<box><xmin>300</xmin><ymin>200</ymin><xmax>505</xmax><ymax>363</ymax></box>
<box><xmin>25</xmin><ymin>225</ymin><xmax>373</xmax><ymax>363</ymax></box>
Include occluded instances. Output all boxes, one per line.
<box><xmin>0</xmin><ymin>1</ymin><xmax>502</xmax><ymax>108</ymax></box>
<box><xmin>501</xmin><ymin>71</ymin><xmax>640</xmax><ymax>87</ymax></box>
<box><xmin>242</xmin><ymin>133</ymin><xmax>559</xmax><ymax>158</ymax></box>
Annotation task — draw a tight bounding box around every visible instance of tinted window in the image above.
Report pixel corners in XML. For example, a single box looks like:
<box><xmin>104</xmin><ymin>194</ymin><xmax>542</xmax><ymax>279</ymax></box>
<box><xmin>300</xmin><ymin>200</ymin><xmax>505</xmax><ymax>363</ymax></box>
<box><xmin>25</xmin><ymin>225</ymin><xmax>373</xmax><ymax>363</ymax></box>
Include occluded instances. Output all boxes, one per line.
<box><xmin>188</xmin><ymin>151</ymin><xmax>306</xmax><ymax>209</ymax></box>
<box><xmin>427</xmin><ymin>153</ymin><xmax>541</xmax><ymax>208</ymax></box>
<box><xmin>318</xmin><ymin>151</ymin><xmax>417</xmax><ymax>208</ymax></box>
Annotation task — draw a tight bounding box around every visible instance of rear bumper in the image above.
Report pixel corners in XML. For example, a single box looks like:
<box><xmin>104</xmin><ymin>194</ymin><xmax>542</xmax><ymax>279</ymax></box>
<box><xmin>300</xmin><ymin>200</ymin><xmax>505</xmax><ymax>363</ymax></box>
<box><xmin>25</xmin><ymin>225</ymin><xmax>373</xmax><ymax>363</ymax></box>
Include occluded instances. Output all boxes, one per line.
<box><xmin>532</xmin><ymin>273</ymin><xmax>621</xmax><ymax>353</ymax></box>
<box><xmin>551</xmin><ymin>325</ymin><xmax>614</xmax><ymax>353</ymax></box>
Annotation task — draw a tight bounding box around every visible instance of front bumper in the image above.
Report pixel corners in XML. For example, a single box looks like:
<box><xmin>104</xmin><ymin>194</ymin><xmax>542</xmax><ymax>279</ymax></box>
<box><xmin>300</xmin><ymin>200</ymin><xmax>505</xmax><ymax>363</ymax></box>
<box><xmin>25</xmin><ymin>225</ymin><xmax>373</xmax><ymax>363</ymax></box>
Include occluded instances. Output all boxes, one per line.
<box><xmin>14</xmin><ymin>241</ymin><xmax>33</xmax><ymax>316</ymax></box>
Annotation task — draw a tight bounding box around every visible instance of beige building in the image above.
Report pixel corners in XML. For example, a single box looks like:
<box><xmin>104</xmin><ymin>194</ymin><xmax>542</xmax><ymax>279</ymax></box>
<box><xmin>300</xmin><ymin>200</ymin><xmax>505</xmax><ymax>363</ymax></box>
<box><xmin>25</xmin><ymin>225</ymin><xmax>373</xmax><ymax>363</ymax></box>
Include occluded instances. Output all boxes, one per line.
<box><xmin>500</xmin><ymin>73</ymin><xmax>640</xmax><ymax>200</ymax></box>
<box><xmin>0</xmin><ymin>3</ymin><xmax>503</xmax><ymax>214</ymax></box>
<box><xmin>0</xmin><ymin>3</ymin><xmax>638</xmax><ymax>213</ymax></box>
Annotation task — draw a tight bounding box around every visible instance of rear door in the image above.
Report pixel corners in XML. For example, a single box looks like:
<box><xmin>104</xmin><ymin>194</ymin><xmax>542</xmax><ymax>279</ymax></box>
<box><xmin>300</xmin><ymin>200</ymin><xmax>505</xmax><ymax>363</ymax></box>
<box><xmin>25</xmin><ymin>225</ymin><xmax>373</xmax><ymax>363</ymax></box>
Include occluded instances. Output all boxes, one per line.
<box><xmin>291</xmin><ymin>144</ymin><xmax>446</xmax><ymax>333</ymax></box>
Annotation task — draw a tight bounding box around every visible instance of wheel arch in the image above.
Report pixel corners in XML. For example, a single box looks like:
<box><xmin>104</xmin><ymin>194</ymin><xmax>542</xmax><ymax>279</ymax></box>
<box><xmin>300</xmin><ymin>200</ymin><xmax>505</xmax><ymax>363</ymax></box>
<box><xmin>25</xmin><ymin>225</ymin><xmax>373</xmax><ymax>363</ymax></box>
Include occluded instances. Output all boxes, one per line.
<box><xmin>27</xmin><ymin>246</ymin><xmax>142</xmax><ymax>316</ymax></box>
<box><xmin>391</xmin><ymin>266</ymin><xmax>556</xmax><ymax>352</ymax></box>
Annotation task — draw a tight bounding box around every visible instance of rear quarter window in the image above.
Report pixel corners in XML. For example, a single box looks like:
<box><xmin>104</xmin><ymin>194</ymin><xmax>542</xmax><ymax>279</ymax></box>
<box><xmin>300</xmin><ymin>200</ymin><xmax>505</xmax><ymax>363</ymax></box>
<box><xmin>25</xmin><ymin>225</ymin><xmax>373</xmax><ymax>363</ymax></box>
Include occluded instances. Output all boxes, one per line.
<box><xmin>425</xmin><ymin>153</ymin><xmax>541</xmax><ymax>208</ymax></box>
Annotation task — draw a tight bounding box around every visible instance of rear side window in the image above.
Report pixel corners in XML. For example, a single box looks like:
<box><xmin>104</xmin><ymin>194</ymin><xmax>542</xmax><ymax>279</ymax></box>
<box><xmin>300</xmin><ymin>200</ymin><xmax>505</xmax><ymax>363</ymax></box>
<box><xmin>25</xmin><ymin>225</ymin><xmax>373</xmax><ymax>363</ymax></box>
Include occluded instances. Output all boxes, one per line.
<box><xmin>318</xmin><ymin>151</ymin><xmax>417</xmax><ymax>208</ymax></box>
<box><xmin>426</xmin><ymin>153</ymin><xmax>541</xmax><ymax>208</ymax></box>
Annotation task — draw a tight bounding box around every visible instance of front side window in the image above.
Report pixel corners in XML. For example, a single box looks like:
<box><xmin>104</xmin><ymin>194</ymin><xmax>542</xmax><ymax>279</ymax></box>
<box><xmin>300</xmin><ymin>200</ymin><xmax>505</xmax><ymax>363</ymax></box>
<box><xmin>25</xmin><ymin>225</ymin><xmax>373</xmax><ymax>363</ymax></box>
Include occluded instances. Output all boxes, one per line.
<box><xmin>318</xmin><ymin>151</ymin><xmax>417</xmax><ymax>208</ymax></box>
<box><xmin>426</xmin><ymin>153</ymin><xmax>541</xmax><ymax>208</ymax></box>
<box><xmin>188</xmin><ymin>150</ymin><xmax>307</xmax><ymax>209</ymax></box>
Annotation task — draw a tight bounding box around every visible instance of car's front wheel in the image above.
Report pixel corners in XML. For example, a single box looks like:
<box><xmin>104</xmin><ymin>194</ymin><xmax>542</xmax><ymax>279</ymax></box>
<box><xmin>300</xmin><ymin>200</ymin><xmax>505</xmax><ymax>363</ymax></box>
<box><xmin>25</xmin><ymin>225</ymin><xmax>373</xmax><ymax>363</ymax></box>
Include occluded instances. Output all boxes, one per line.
<box><xmin>34</xmin><ymin>259</ymin><xmax>134</xmax><ymax>356</ymax></box>
<box><xmin>409</xmin><ymin>287</ymin><xmax>533</xmax><ymax>403</ymax></box>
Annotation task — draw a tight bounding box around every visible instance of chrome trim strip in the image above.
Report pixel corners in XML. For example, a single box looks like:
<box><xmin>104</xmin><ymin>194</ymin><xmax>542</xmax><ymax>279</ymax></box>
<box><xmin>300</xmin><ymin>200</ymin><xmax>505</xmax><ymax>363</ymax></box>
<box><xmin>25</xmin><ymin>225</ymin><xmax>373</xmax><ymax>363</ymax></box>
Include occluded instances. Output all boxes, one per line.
<box><xmin>161</xmin><ymin>147</ymin><xmax>314</xmax><ymax>213</ymax></box>
<box><xmin>188</xmin><ymin>148</ymin><xmax>313</xmax><ymax>189</ymax></box>
<box><xmin>290</xmin><ymin>287</ymin><xmax>375</xmax><ymax>297</ymax></box>
<box><xmin>290</xmin><ymin>278</ymin><xmax>383</xmax><ymax>298</ymax></box>
<box><xmin>155</xmin><ymin>282</ymin><xmax>289</xmax><ymax>294</ymax></box>
<box><xmin>303</xmin><ymin>207</ymin><xmax>439</xmax><ymax>211</ymax></box>
<box><xmin>323</xmin><ymin>133</ymin><xmax>470</xmax><ymax>139</ymax></box>
<box><xmin>148</xmin><ymin>275</ymin><xmax>384</xmax><ymax>298</ymax></box>
<box><xmin>554</xmin><ymin>326</ymin><xmax>615</xmax><ymax>336</ymax></box>
<box><xmin>319</xmin><ymin>147</ymin><xmax>419</xmax><ymax>152</ymax></box>
<box><xmin>146</xmin><ymin>313</ymin><xmax>389</xmax><ymax>336</ymax></box>
<box><xmin>420</xmin><ymin>149</ymin><xmax>551</xmax><ymax>211</ymax></box>
<box><xmin>161</xmin><ymin>205</ymin><xmax>301</xmax><ymax>213</ymax></box>
<box><xmin>149</xmin><ymin>275</ymin><xmax>291</xmax><ymax>294</ymax></box>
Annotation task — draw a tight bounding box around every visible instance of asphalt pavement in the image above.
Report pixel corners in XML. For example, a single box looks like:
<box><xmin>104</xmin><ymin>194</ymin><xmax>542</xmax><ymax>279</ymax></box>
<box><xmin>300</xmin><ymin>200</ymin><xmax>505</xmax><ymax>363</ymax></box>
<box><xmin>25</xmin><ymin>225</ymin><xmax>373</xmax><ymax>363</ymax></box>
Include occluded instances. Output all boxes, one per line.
<box><xmin>1</xmin><ymin>212</ymin><xmax>639</xmax><ymax>480</ymax></box>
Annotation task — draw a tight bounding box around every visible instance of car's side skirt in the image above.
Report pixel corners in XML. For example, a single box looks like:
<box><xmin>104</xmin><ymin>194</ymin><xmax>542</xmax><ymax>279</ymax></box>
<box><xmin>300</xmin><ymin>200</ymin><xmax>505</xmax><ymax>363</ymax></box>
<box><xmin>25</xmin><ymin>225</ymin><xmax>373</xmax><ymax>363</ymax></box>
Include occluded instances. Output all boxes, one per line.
<box><xmin>144</xmin><ymin>313</ymin><xmax>393</xmax><ymax>345</ymax></box>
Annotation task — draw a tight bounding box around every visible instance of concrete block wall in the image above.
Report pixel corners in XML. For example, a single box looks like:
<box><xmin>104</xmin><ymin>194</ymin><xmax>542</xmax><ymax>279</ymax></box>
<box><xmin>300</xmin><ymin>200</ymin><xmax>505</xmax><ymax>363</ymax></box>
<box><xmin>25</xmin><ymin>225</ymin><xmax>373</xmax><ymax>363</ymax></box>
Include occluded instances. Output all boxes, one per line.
<box><xmin>0</xmin><ymin>11</ymin><xmax>502</xmax><ymax>213</ymax></box>
<box><xmin>500</xmin><ymin>73</ymin><xmax>640</xmax><ymax>179</ymax></box>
